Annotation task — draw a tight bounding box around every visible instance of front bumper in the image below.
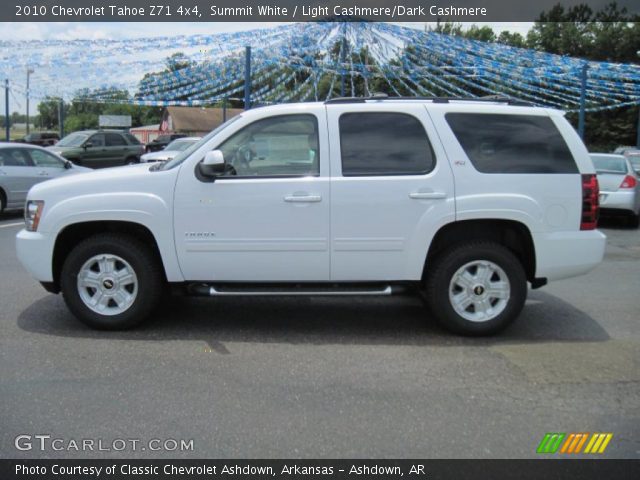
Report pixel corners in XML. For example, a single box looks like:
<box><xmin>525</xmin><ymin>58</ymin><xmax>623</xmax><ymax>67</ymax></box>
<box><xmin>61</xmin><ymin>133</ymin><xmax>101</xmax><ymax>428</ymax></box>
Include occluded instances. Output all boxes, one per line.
<box><xmin>16</xmin><ymin>229</ymin><xmax>55</xmax><ymax>283</ymax></box>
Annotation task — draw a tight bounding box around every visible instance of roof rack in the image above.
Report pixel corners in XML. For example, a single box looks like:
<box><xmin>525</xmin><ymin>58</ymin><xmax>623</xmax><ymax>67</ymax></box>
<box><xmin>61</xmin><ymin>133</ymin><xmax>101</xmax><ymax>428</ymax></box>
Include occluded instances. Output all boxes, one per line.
<box><xmin>325</xmin><ymin>94</ymin><xmax>531</xmax><ymax>107</ymax></box>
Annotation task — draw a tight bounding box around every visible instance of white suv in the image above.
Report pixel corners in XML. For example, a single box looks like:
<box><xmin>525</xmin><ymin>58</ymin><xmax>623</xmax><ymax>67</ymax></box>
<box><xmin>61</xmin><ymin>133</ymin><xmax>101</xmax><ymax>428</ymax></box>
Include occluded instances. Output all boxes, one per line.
<box><xmin>16</xmin><ymin>97</ymin><xmax>606</xmax><ymax>335</ymax></box>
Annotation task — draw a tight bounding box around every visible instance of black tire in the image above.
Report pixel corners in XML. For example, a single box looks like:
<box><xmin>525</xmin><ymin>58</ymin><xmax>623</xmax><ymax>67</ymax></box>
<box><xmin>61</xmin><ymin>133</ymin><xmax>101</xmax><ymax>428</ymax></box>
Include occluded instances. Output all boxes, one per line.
<box><xmin>60</xmin><ymin>233</ymin><xmax>163</xmax><ymax>330</ymax></box>
<box><xmin>628</xmin><ymin>212</ymin><xmax>640</xmax><ymax>229</ymax></box>
<box><xmin>125</xmin><ymin>156</ymin><xmax>139</xmax><ymax>165</ymax></box>
<box><xmin>424</xmin><ymin>241</ymin><xmax>527</xmax><ymax>336</ymax></box>
<box><xmin>0</xmin><ymin>189</ymin><xmax>5</xmax><ymax>213</ymax></box>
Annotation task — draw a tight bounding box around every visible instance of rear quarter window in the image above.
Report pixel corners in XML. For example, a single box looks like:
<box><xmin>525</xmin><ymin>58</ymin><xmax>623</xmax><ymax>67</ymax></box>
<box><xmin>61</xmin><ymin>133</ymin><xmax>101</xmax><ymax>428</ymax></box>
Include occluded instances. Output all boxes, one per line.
<box><xmin>445</xmin><ymin>113</ymin><xmax>578</xmax><ymax>174</ymax></box>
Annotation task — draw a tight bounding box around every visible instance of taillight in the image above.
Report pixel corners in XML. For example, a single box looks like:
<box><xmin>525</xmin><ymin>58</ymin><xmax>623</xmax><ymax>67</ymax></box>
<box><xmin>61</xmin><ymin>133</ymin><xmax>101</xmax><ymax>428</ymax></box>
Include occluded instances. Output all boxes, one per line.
<box><xmin>581</xmin><ymin>174</ymin><xmax>599</xmax><ymax>230</ymax></box>
<box><xmin>620</xmin><ymin>175</ymin><xmax>637</xmax><ymax>189</ymax></box>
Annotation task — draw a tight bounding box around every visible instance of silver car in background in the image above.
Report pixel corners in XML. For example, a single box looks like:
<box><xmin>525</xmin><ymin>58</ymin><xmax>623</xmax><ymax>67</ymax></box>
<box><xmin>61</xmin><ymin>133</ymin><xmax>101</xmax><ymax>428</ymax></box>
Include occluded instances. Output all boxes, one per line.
<box><xmin>0</xmin><ymin>143</ymin><xmax>90</xmax><ymax>213</ymax></box>
<box><xmin>140</xmin><ymin>137</ymin><xmax>201</xmax><ymax>163</ymax></box>
<box><xmin>590</xmin><ymin>153</ymin><xmax>640</xmax><ymax>228</ymax></box>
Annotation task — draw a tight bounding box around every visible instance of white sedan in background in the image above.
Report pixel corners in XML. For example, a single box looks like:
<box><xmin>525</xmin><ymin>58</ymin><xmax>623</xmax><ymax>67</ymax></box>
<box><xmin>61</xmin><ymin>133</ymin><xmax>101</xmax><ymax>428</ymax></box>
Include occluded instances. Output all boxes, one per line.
<box><xmin>140</xmin><ymin>137</ymin><xmax>201</xmax><ymax>163</ymax></box>
<box><xmin>590</xmin><ymin>153</ymin><xmax>640</xmax><ymax>227</ymax></box>
<box><xmin>0</xmin><ymin>143</ymin><xmax>90</xmax><ymax>213</ymax></box>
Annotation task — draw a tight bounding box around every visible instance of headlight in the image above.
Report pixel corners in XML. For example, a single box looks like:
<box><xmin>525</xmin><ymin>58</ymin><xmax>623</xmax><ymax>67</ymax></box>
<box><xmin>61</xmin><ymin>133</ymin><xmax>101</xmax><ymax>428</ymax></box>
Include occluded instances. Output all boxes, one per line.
<box><xmin>25</xmin><ymin>200</ymin><xmax>44</xmax><ymax>232</ymax></box>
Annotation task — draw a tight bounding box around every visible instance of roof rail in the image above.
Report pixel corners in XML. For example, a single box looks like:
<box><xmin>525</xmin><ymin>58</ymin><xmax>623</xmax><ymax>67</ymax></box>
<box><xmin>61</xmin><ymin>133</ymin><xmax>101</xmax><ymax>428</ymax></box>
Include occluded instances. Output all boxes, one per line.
<box><xmin>325</xmin><ymin>95</ymin><xmax>531</xmax><ymax>107</ymax></box>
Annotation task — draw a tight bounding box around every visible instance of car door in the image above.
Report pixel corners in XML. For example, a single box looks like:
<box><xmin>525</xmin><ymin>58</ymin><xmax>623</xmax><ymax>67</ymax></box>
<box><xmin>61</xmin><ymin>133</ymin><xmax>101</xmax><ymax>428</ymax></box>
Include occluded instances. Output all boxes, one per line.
<box><xmin>81</xmin><ymin>133</ymin><xmax>107</xmax><ymax>168</ymax></box>
<box><xmin>0</xmin><ymin>148</ymin><xmax>41</xmax><ymax>206</ymax></box>
<box><xmin>326</xmin><ymin>103</ymin><xmax>455</xmax><ymax>281</ymax></box>
<box><xmin>25</xmin><ymin>148</ymin><xmax>68</xmax><ymax>180</ymax></box>
<box><xmin>174</xmin><ymin>109</ymin><xmax>330</xmax><ymax>282</ymax></box>
<box><xmin>105</xmin><ymin>133</ymin><xmax>130</xmax><ymax>166</ymax></box>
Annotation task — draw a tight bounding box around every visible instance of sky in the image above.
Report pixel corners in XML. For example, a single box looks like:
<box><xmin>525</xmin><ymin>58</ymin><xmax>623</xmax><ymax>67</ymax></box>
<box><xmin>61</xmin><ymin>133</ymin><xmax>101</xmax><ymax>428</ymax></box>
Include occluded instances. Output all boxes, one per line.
<box><xmin>0</xmin><ymin>22</ymin><xmax>534</xmax><ymax>116</ymax></box>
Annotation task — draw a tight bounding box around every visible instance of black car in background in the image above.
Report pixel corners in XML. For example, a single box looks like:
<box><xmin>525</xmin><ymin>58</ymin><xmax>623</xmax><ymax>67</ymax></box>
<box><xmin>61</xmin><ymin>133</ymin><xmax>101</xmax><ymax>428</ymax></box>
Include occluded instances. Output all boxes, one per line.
<box><xmin>145</xmin><ymin>133</ymin><xmax>186</xmax><ymax>153</ymax></box>
<box><xmin>19</xmin><ymin>132</ymin><xmax>60</xmax><ymax>146</ymax></box>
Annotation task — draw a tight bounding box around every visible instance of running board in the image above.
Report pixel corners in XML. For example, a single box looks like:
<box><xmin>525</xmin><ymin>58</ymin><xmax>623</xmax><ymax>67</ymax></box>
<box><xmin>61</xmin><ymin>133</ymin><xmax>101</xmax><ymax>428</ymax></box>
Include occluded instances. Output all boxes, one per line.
<box><xmin>187</xmin><ymin>283</ymin><xmax>397</xmax><ymax>297</ymax></box>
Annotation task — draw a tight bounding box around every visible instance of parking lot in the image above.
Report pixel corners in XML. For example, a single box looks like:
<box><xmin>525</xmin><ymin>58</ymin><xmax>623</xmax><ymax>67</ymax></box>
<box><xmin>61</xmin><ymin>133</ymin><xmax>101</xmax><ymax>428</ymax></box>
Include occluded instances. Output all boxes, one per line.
<box><xmin>0</xmin><ymin>210</ymin><xmax>638</xmax><ymax>459</ymax></box>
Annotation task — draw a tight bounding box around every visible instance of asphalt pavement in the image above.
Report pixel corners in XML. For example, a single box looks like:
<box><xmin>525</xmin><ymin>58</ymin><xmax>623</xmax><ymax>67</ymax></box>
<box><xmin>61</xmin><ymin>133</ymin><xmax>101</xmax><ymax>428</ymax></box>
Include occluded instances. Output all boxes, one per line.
<box><xmin>0</xmin><ymin>210</ymin><xmax>638</xmax><ymax>459</ymax></box>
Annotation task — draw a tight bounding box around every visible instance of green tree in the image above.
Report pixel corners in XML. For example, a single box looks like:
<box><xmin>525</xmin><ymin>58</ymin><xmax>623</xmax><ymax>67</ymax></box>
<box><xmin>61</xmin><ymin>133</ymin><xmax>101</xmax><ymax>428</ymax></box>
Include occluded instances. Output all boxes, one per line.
<box><xmin>37</xmin><ymin>97</ymin><xmax>65</xmax><ymax>129</ymax></box>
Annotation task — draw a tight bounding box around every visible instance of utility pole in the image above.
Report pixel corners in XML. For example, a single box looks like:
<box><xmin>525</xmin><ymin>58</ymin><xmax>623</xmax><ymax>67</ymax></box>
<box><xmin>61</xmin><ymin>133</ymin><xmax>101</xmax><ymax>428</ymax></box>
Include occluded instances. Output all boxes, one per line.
<box><xmin>578</xmin><ymin>63</ymin><xmax>588</xmax><ymax>140</ymax></box>
<box><xmin>4</xmin><ymin>79</ymin><xmax>9</xmax><ymax>142</ymax></box>
<box><xmin>244</xmin><ymin>46</ymin><xmax>251</xmax><ymax>110</ymax></box>
<box><xmin>340</xmin><ymin>26</ymin><xmax>346</xmax><ymax>97</ymax></box>
<box><xmin>26</xmin><ymin>68</ymin><xmax>34</xmax><ymax>135</ymax></box>
<box><xmin>58</xmin><ymin>98</ymin><xmax>64</xmax><ymax>139</ymax></box>
<box><xmin>222</xmin><ymin>96</ymin><xmax>227</xmax><ymax>122</ymax></box>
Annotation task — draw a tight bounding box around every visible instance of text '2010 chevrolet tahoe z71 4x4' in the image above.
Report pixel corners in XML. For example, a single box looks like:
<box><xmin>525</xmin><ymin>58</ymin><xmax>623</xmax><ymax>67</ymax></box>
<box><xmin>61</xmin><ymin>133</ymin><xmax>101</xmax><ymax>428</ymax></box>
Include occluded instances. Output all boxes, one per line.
<box><xmin>16</xmin><ymin>97</ymin><xmax>606</xmax><ymax>335</ymax></box>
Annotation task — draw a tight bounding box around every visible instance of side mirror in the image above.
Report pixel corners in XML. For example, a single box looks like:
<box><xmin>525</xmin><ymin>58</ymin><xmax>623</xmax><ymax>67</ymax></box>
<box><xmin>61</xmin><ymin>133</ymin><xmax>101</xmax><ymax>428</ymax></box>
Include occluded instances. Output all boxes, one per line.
<box><xmin>83</xmin><ymin>142</ymin><xmax>93</xmax><ymax>149</ymax></box>
<box><xmin>198</xmin><ymin>150</ymin><xmax>226</xmax><ymax>178</ymax></box>
<box><xmin>64</xmin><ymin>160</ymin><xmax>72</xmax><ymax>170</ymax></box>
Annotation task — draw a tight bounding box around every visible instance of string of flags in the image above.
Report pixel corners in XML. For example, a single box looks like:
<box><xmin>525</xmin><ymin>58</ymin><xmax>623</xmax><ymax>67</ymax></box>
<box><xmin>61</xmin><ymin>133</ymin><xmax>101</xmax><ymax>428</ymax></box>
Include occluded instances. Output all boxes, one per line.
<box><xmin>1</xmin><ymin>22</ymin><xmax>639</xmax><ymax>112</ymax></box>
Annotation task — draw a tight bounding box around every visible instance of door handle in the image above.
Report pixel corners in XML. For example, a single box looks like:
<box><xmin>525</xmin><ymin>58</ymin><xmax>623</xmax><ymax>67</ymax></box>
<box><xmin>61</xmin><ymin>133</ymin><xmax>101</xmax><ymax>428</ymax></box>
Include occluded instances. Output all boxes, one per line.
<box><xmin>38</xmin><ymin>171</ymin><xmax>49</xmax><ymax>176</ymax></box>
<box><xmin>284</xmin><ymin>194</ymin><xmax>322</xmax><ymax>203</ymax></box>
<box><xmin>409</xmin><ymin>191</ymin><xmax>447</xmax><ymax>200</ymax></box>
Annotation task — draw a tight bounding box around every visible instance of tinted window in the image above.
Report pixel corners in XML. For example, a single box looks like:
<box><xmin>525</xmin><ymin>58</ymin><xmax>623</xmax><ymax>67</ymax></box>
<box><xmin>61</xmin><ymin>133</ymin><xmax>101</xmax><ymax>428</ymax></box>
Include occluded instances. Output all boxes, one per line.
<box><xmin>217</xmin><ymin>114</ymin><xmax>319</xmax><ymax>177</ymax></box>
<box><xmin>106</xmin><ymin>133</ymin><xmax>127</xmax><ymax>146</ymax></box>
<box><xmin>339</xmin><ymin>113</ymin><xmax>434</xmax><ymax>176</ymax></box>
<box><xmin>124</xmin><ymin>133</ymin><xmax>140</xmax><ymax>145</ymax></box>
<box><xmin>446</xmin><ymin>113</ymin><xmax>578</xmax><ymax>174</ymax></box>
<box><xmin>0</xmin><ymin>148</ymin><xmax>31</xmax><ymax>167</ymax></box>
<box><xmin>28</xmin><ymin>149</ymin><xmax>65</xmax><ymax>168</ymax></box>
<box><xmin>89</xmin><ymin>134</ymin><xmax>105</xmax><ymax>147</ymax></box>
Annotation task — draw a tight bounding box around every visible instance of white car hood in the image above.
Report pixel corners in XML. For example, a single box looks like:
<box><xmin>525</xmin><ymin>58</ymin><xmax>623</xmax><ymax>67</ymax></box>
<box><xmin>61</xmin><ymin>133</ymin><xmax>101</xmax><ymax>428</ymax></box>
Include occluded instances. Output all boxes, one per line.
<box><xmin>141</xmin><ymin>150</ymin><xmax>181</xmax><ymax>162</ymax></box>
<box><xmin>27</xmin><ymin>163</ymin><xmax>168</xmax><ymax>199</ymax></box>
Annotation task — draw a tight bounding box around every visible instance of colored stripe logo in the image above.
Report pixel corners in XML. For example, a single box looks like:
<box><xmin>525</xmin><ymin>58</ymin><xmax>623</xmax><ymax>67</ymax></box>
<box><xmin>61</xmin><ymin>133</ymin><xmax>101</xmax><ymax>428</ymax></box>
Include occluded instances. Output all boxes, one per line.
<box><xmin>537</xmin><ymin>433</ymin><xmax>613</xmax><ymax>454</ymax></box>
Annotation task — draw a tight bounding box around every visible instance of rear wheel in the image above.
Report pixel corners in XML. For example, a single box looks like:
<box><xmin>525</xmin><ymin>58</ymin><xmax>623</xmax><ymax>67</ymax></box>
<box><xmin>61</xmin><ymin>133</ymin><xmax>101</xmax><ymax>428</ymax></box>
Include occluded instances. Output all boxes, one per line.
<box><xmin>0</xmin><ymin>190</ymin><xmax>5</xmax><ymax>213</ymax></box>
<box><xmin>628</xmin><ymin>212</ymin><xmax>640</xmax><ymax>229</ymax></box>
<box><xmin>60</xmin><ymin>233</ymin><xmax>163</xmax><ymax>330</ymax></box>
<box><xmin>125</xmin><ymin>156</ymin><xmax>139</xmax><ymax>165</ymax></box>
<box><xmin>424</xmin><ymin>242</ymin><xmax>527</xmax><ymax>336</ymax></box>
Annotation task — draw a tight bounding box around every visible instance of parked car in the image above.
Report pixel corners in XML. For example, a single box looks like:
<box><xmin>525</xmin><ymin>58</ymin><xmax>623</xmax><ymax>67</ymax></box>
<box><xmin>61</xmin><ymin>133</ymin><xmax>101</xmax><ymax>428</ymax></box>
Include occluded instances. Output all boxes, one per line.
<box><xmin>0</xmin><ymin>143</ymin><xmax>89</xmax><ymax>213</ymax></box>
<box><xmin>145</xmin><ymin>133</ymin><xmax>186</xmax><ymax>153</ymax></box>
<box><xmin>613</xmin><ymin>146</ymin><xmax>638</xmax><ymax>155</ymax></box>
<box><xmin>590</xmin><ymin>153</ymin><xmax>640</xmax><ymax>227</ymax></box>
<box><xmin>16</xmin><ymin>97</ymin><xmax>606</xmax><ymax>335</ymax></box>
<box><xmin>23</xmin><ymin>132</ymin><xmax>60</xmax><ymax>147</ymax></box>
<box><xmin>140</xmin><ymin>137</ymin><xmax>201</xmax><ymax>163</ymax></box>
<box><xmin>623</xmin><ymin>150</ymin><xmax>640</xmax><ymax>175</ymax></box>
<box><xmin>48</xmin><ymin>130</ymin><xmax>144</xmax><ymax>169</ymax></box>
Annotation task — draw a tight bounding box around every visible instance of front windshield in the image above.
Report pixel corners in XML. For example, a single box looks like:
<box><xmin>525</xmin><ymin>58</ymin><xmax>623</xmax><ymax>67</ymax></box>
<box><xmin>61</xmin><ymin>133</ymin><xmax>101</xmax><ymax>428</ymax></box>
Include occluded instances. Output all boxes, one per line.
<box><xmin>57</xmin><ymin>133</ymin><xmax>89</xmax><ymax>147</ymax></box>
<box><xmin>161</xmin><ymin>115</ymin><xmax>241</xmax><ymax>170</ymax></box>
<box><xmin>165</xmin><ymin>139</ymin><xmax>198</xmax><ymax>152</ymax></box>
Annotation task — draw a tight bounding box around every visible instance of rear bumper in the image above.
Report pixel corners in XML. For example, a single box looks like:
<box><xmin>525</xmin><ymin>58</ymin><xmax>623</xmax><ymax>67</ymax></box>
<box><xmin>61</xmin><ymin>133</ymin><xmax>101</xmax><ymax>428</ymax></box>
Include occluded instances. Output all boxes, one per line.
<box><xmin>534</xmin><ymin>230</ymin><xmax>606</xmax><ymax>281</ymax></box>
<box><xmin>15</xmin><ymin>229</ymin><xmax>55</xmax><ymax>283</ymax></box>
<box><xmin>599</xmin><ymin>190</ymin><xmax>637</xmax><ymax>214</ymax></box>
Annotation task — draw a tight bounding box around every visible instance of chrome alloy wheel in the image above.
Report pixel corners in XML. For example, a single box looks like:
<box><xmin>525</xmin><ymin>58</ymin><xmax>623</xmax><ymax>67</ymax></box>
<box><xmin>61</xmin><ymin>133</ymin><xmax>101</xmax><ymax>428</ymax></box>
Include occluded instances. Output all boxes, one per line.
<box><xmin>448</xmin><ymin>260</ymin><xmax>510</xmax><ymax>322</ymax></box>
<box><xmin>76</xmin><ymin>254</ymin><xmax>138</xmax><ymax>316</ymax></box>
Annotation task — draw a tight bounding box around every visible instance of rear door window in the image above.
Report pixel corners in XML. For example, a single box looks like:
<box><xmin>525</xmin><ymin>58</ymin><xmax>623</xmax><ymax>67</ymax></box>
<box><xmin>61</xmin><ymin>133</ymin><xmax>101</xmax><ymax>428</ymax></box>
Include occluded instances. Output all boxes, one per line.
<box><xmin>445</xmin><ymin>113</ymin><xmax>578</xmax><ymax>174</ymax></box>
<box><xmin>106</xmin><ymin>133</ymin><xmax>127</xmax><ymax>147</ymax></box>
<box><xmin>339</xmin><ymin>112</ymin><xmax>435</xmax><ymax>176</ymax></box>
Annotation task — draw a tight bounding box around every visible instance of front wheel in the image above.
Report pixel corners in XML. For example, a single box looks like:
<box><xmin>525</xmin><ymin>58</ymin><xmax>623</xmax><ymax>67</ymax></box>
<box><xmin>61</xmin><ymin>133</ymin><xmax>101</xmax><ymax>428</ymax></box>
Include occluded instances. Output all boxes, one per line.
<box><xmin>424</xmin><ymin>242</ymin><xmax>527</xmax><ymax>336</ymax></box>
<box><xmin>60</xmin><ymin>233</ymin><xmax>163</xmax><ymax>330</ymax></box>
